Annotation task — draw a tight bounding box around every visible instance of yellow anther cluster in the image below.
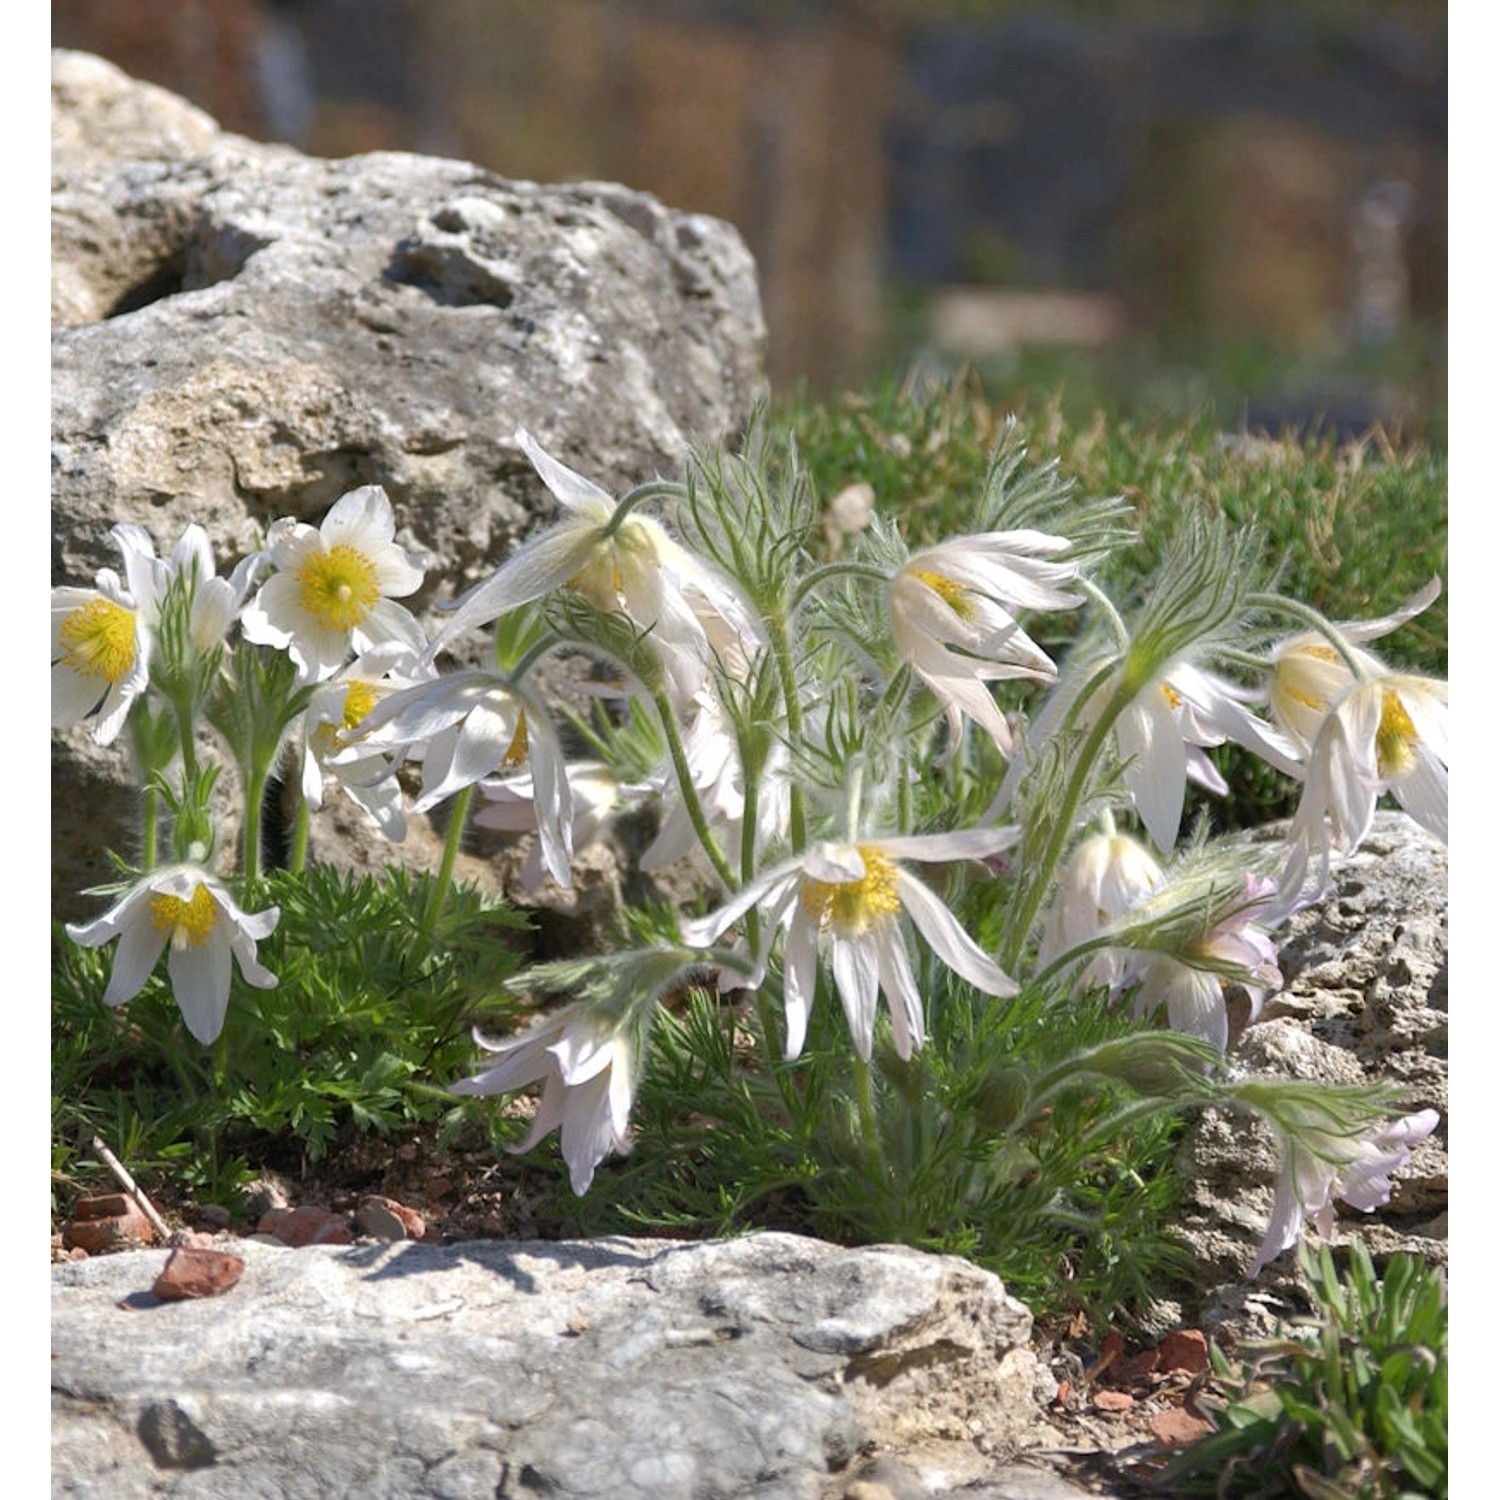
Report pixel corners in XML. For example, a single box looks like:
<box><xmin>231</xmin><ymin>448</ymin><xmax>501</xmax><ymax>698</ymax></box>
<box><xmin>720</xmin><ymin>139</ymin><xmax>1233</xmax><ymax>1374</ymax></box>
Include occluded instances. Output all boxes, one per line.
<box><xmin>911</xmin><ymin>568</ymin><xmax>976</xmax><ymax>622</ymax></box>
<box><xmin>298</xmin><ymin>544</ymin><xmax>380</xmax><ymax>632</ymax></box>
<box><xmin>1376</xmin><ymin>690</ymin><xmax>1418</xmax><ymax>779</ymax></box>
<box><xmin>799</xmin><ymin>847</ymin><xmax>902</xmax><ymax>937</ymax></box>
<box><xmin>149</xmin><ymin>884</ymin><xmax>218</xmax><ymax>948</ymax></box>
<box><xmin>59</xmin><ymin>597</ymin><xmax>137</xmax><ymax>685</ymax></box>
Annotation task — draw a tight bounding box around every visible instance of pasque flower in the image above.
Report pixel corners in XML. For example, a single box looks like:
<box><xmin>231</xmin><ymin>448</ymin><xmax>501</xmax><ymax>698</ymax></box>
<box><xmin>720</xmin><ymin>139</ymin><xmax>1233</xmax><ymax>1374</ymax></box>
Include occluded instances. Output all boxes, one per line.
<box><xmin>425</xmin><ymin>430</ymin><xmax>757</xmax><ymax>701</ymax></box>
<box><xmin>889</xmin><ymin>532</ymin><xmax>1081</xmax><ymax>755</ymax></box>
<box><xmin>682</xmin><ymin>829</ymin><xmax>1019</xmax><ymax>1061</ymax></box>
<box><xmin>241</xmin><ymin>485</ymin><xmax>426</xmax><ymax>682</ymax></box>
<box><xmin>1241</xmin><ymin>1092</ymin><xmax>1440</xmax><ymax>1276</ymax></box>
<box><xmin>1038</xmin><ymin>832</ymin><xmax>1165</xmax><ymax>993</ymax></box>
<box><xmin>451</xmin><ymin>1005</ymin><xmax>638</xmax><ymax>1195</ymax></box>
<box><xmin>52</xmin><ymin>524</ymin><xmax>156</xmax><ymax>744</ymax></box>
<box><xmin>335</xmin><ymin>669</ymin><xmax>575</xmax><ymax>885</ymax></box>
<box><xmin>66</xmin><ymin>865</ymin><xmax>280</xmax><ymax>1044</ymax></box>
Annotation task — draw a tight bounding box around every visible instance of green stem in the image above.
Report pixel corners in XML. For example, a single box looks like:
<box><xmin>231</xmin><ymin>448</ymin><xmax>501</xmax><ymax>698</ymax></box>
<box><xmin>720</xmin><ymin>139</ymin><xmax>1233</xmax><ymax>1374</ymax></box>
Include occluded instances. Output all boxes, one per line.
<box><xmin>289</xmin><ymin>796</ymin><xmax>311</xmax><ymax>876</ymax></box>
<box><xmin>852</xmin><ymin>1053</ymin><xmax>881</xmax><ymax>1162</ymax></box>
<box><xmin>1247</xmin><ymin>592</ymin><xmax>1372</xmax><ymax>681</ymax></box>
<box><xmin>999</xmin><ymin>685</ymin><xmax>1129</xmax><ymax>974</ymax></box>
<box><xmin>141</xmin><ymin>786</ymin><xmax>160</xmax><ymax>871</ymax></box>
<box><xmin>242</xmin><ymin>764</ymin><xmax>266</xmax><ymax>888</ymax></box>
<box><xmin>422</xmin><ymin>783</ymin><xmax>474</xmax><ymax>946</ymax></box>
<box><xmin>601</xmin><ymin>479</ymin><xmax>685</xmax><ymax>540</ymax></box>
<box><xmin>788</xmin><ymin>560</ymin><xmax>891</xmax><ymax>615</ymax></box>
<box><xmin>766</xmin><ymin>612</ymin><xmax>808</xmax><ymax>851</ymax></box>
<box><xmin>1076</xmin><ymin>575</ymin><xmax>1131</xmax><ymax>652</ymax></box>
<box><xmin>652</xmin><ymin>690</ymin><xmax>736</xmax><ymax>889</ymax></box>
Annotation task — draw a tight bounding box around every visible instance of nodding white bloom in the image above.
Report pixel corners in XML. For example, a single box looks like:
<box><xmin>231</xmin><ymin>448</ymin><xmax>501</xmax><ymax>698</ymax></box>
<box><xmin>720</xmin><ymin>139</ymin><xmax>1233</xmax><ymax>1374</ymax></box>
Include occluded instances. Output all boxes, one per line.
<box><xmin>1038</xmin><ymin>832</ymin><xmax>1165</xmax><ymax>993</ymax></box>
<box><xmin>1247</xmin><ymin>1101</ymin><xmax>1440</xmax><ymax>1277</ymax></box>
<box><xmin>1108</xmin><ymin>662</ymin><xmax>1300</xmax><ymax>854</ymax></box>
<box><xmin>890</xmin><ymin>532</ymin><xmax>1082</xmax><ymax>756</ymax></box>
<box><xmin>240</xmin><ymin>485</ymin><xmax>426</xmax><ymax>682</ymax></box>
<box><xmin>682</xmin><ymin>829</ymin><xmax>1019</xmax><ymax>1062</ymax></box>
<box><xmin>65</xmin><ymin>865</ymin><xmax>280</xmax><ymax>1045</ymax></box>
<box><xmin>1279</xmin><ymin>670</ymin><xmax>1448</xmax><ymax>907</ymax></box>
<box><xmin>476</xmin><ymin>761</ymin><xmax>643</xmax><ymax>893</ymax></box>
<box><xmin>1128</xmin><ymin>874</ymin><xmax>1282</xmax><ymax>1053</ymax></box>
<box><xmin>1269</xmin><ymin>578</ymin><xmax>1442</xmax><ymax>753</ymax></box>
<box><xmin>335</xmin><ymin>669</ymin><xmax>574</xmax><ymax>885</ymax></box>
<box><xmin>451</xmin><ymin>1005</ymin><xmax>638</xmax><ymax>1195</ymax></box>
<box><xmin>639</xmin><ymin>690</ymin><xmax>791</xmax><ymax>875</ymax></box>
<box><xmin>301</xmin><ymin>644</ymin><xmax>435</xmax><ymax>842</ymax></box>
<box><xmin>425</xmin><ymin>429</ymin><xmax>758</xmax><ymax>701</ymax></box>
<box><xmin>52</xmin><ymin>525</ymin><xmax>156</xmax><ymax>744</ymax></box>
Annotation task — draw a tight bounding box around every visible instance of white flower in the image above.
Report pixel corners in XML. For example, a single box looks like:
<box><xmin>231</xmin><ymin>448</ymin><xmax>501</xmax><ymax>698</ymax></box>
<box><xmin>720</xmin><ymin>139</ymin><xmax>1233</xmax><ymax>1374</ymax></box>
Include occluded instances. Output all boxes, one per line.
<box><xmin>301</xmin><ymin>644</ymin><xmax>435</xmax><ymax>842</ymax></box>
<box><xmin>1249</xmin><ymin>1105</ymin><xmax>1439</xmax><ymax>1276</ymax></box>
<box><xmin>123</xmin><ymin>522</ymin><xmax>262</xmax><ymax>657</ymax></box>
<box><xmin>683</xmin><ymin>829</ymin><xmax>1019</xmax><ymax>1061</ymax></box>
<box><xmin>1108</xmin><ymin>662</ymin><xmax>1300</xmax><ymax>853</ymax></box>
<box><xmin>889</xmin><ymin>532</ymin><xmax>1082</xmax><ymax>755</ymax></box>
<box><xmin>240</xmin><ymin>485</ymin><xmax>426</xmax><ymax>682</ymax></box>
<box><xmin>52</xmin><ymin>525</ymin><xmax>156</xmax><ymax>744</ymax></box>
<box><xmin>1279</xmin><ymin>671</ymin><xmax>1447</xmax><ymax>906</ymax></box>
<box><xmin>476</xmin><ymin>761</ymin><xmax>642</xmax><ymax>893</ymax></box>
<box><xmin>336</xmin><ymin>670</ymin><xmax>575</xmax><ymax>885</ymax></box>
<box><xmin>426</xmin><ymin>430</ymin><xmax>758</xmax><ymax>702</ymax></box>
<box><xmin>65</xmin><ymin>865</ymin><xmax>280</xmax><ymax>1044</ymax></box>
<box><xmin>1128</xmin><ymin>874</ymin><xmax>1282</xmax><ymax>1052</ymax></box>
<box><xmin>1269</xmin><ymin>578</ymin><xmax>1442</xmax><ymax>753</ymax></box>
<box><xmin>1038</xmin><ymin>832</ymin><xmax>1165</xmax><ymax>993</ymax></box>
<box><xmin>450</xmin><ymin>1005</ymin><xmax>637</xmax><ymax>1195</ymax></box>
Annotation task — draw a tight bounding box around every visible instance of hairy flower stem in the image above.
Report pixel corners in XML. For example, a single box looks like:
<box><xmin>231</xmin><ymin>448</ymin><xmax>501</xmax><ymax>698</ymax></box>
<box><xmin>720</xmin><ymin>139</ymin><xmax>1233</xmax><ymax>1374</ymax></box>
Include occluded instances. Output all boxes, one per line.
<box><xmin>652</xmin><ymin>690</ymin><xmax>737</xmax><ymax>890</ymax></box>
<box><xmin>1248</xmin><ymin>592</ymin><xmax>1373</xmax><ymax>680</ymax></box>
<box><xmin>141</xmin><ymin>787</ymin><xmax>160</xmax><ymax>871</ymax></box>
<box><xmin>1000</xmin><ymin>690</ymin><xmax>1126</xmax><ymax>974</ymax></box>
<box><xmin>600</xmin><ymin>480</ymin><xmax>685</xmax><ymax>541</ymax></box>
<box><xmin>242</xmin><ymin>762</ymin><xmax>268</xmax><ymax>888</ymax></box>
<box><xmin>852</xmin><ymin>1053</ymin><xmax>881</xmax><ymax>1163</ymax></box>
<box><xmin>737</xmin><ymin>748</ymin><xmax>763</xmax><ymax>957</ymax></box>
<box><xmin>421</xmin><ymin>783</ymin><xmax>474</xmax><ymax>946</ymax></box>
<box><xmin>766</xmin><ymin>612</ymin><xmax>808</xmax><ymax>852</ymax></box>
<box><xmin>289</xmin><ymin>797</ymin><xmax>311</xmax><ymax>876</ymax></box>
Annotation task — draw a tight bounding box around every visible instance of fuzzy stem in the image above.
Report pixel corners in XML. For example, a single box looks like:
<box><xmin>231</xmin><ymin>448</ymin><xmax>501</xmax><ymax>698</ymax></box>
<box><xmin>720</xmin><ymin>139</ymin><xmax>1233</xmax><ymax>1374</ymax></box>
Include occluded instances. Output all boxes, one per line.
<box><xmin>766</xmin><ymin>612</ymin><xmax>808</xmax><ymax>851</ymax></box>
<box><xmin>652</xmin><ymin>690</ymin><xmax>736</xmax><ymax>890</ymax></box>
<box><xmin>141</xmin><ymin>786</ymin><xmax>160</xmax><ymax>871</ymax></box>
<box><xmin>289</xmin><ymin>795</ymin><xmax>311</xmax><ymax>876</ymax></box>
<box><xmin>422</xmin><ymin>783</ymin><xmax>474</xmax><ymax>945</ymax></box>
<box><xmin>852</xmin><ymin>1053</ymin><xmax>881</xmax><ymax>1161</ymax></box>
<box><xmin>1247</xmin><ymin>592</ymin><xmax>1373</xmax><ymax>681</ymax></box>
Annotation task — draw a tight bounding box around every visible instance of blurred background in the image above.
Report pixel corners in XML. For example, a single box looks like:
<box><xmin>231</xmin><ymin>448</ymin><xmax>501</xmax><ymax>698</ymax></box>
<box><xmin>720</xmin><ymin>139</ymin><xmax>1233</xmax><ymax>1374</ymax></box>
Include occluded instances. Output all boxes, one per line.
<box><xmin>52</xmin><ymin>0</ymin><xmax>1446</xmax><ymax>434</ymax></box>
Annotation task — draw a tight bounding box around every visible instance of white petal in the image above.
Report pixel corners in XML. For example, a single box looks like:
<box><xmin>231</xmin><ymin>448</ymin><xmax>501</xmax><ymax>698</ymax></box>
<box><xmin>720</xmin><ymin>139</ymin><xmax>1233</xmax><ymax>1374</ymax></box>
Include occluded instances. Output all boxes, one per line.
<box><xmin>167</xmin><ymin>936</ymin><xmax>234</xmax><ymax>1044</ymax></box>
<box><xmin>517</xmin><ymin>428</ymin><xmax>618</xmax><ymax>518</ymax></box>
<box><xmin>896</xmin><ymin>871</ymin><xmax>1017</xmax><ymax>997</ymax></box>
<box><xmin>322</xmin><ymin>485</ymin><xmax>396</xmax><ymax>547</ymax></box>
<box><xmin>830</xmin><ymin>936</ymin><xmax>880</xmax><ymax>1060</ymax></box>
<box><xmin>873</xmin><ymin>920</ymin><xmax>923</xmax><ymax>1060</ymax></box>
<box><xmin>782</xmin><ymin>909</ymin><xmax>820</xmax><ymax>1060</ymax></box>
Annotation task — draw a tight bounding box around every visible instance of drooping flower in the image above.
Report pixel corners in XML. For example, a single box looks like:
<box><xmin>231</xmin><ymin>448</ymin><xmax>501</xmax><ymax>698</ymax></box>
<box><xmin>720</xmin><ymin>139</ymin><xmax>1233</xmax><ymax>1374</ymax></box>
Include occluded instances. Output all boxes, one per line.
<box><xmin>240</xmin><ymin>485</ymin><xmax>426</xmax><ymax>682</ymax></box>
<box><xmin>475</xmin><ymin>761</ymin><xmax>643</xmax><ymax>893</ymax></box>
<box><xmin>425</xmin><ymin>430</ymin><xmax>758</xmax><ymax>702</ymax></box>
<box><xmin>301</xmin><ymin>644</ymin><xmax>435</xmax><ymax>842</ymax></box>
<box><xmin>51</xmin><ymin>525</ymin><xmax>157</xmax><ymax>744</ymax></box>
<box><xmin>682</xmin><ymin>829</ymin><xmax>1019</xmax><ymax>1061</ymax></box>
<box><xmin>334</xmin><ymin>669</ymin><xmax>574</xmax><ymax>885</ymax></box>
<box><xmin>1268</xmin><ymin>578</ymin><xmax>1442</xmax><ymax>753</ymax></box>
<box><xmin>451</xmin><ymin>1004</ymin><xmax>639</xmax><ymax>1195</ymax></box>
<box><xmin>1278</xmin><ymin>670</ymin><xmax>1447</xmax><ymax>907</ymax></box>
<box><xmin>65</xmin><ymin>865</ymin><xmax>280</xmax><ymax>1044</ymax></box>
<box><xmin>1127</xmin><ymin>874</ymin><xmax>1283</xmax><ymax>1052</ymax></box>
<box><xmin>1037</xmin><ymin>831</ymin><xmax>1165</xmax><ymax>993</ymax></box>
<box><xmin>1243</xmin><ymin>1095</ymin><xmax>1440</xmax><ymax>1276</ymax></box>
<box><xmin>889</xmin><ymin>532</ymin><xmax>1082</xmax><ymax>756</ymax></box>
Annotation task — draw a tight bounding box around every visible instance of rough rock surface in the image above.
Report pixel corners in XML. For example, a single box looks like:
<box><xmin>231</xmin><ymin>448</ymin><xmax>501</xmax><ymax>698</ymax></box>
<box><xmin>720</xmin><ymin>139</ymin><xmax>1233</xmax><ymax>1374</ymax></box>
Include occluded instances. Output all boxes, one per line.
<box><xmin>1168</xmin><ymin>811</ymin><xmax>1448</xmax><ymax>1339</ymax></box>
<box><xmin>51</xmin><ymin>49</ymin><xmax>767</xmax><ymax>917</ymax></box>
<box><xmin>51</xmin><ymin>1232</ymin><xmax>1085</xmax><ymax>1500</ymax></box>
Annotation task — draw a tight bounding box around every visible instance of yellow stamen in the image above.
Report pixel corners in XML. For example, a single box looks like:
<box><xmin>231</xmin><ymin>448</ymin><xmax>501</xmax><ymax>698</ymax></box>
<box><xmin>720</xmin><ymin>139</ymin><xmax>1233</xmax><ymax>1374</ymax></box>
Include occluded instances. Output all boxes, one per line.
<box><xmin>799</xmin><ymin>846</ymin><xmax>902</xmax><ymax>938</ymax></box>
<box><xmin>912</xmin><ymin>568</ymin><xmax>975</xmax><ymax>621</ymax></box>
<box><xmin>297</xmin><ymin>545</ymin><xmax>380</xmax><ymax>632</ymax></box>
<box><xmin>341</xmin><ymin>679</ymin><xmax>379</xmax><ymax>731</ymax></box>
<box><xmin>1277</xmin><ymin>643</ymin><xmax>1343</xmax><ymax>711</ymax></box>
<box><xmin>502</xmin><ymin>710</ymin><xmax>529</xmax><ymax>768</ymax></box>
<box><xmin>1159</xmin><ymin>681</ymin><xmax>1182</xmax><ymax>710</ymax></box>
<box><xmin>1376</xmin><ymin>689</ymin><xmax>1418</xmax><ymax>780</ymax></box>
<box><xmin>58</xmin><ymin>597</ymin><xmax>137</xmax><ymax>685</ymax></box>
<box><xmin>149</xmin><ymin>884</ymin><xmax>218</xmax><ymax>948</ymax></box>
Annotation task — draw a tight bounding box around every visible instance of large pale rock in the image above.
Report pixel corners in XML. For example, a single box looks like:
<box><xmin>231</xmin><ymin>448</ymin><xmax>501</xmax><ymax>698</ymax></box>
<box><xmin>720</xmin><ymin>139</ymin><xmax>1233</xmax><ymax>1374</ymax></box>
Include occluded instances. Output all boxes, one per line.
<box><xmin>51</xmin><ymin>1233</ymin><xmax>1066</xmax><ymax>1500</ymax></box>
<box><xmin>1169</xmin><ymin>811</ymin><xmax>1448</xmax><ymax>1337</ymax></box>
<box><xmin>51</xmin><ymin>49</ymin><xmax>767</xmax><ymax>918</ymax></box>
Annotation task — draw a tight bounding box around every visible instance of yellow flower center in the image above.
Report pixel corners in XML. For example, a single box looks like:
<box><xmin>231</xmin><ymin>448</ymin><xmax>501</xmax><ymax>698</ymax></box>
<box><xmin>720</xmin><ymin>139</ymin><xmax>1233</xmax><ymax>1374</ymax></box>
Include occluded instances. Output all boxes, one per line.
<box><xmin>58</xmin><ymin>597</ymin><xmax>137</xmax><ymax>685</ymax></box>
<box><xmin>1277</xmin><ymin>643</ymin><xmax>1343</xmax><ymax>712</ymax></box>
<box><xmin>297</xmin><ymin>544</ymin><xmax>380</xmax><ymax>633</ymax></box>
<box><xmin>502</xmin><ymin>710</ymin><xmax>529</xmax><ymax>769</ymax></box>
<box><xmin>1159</xmin><ymin>680</ymin><xmax>1182</xmax><ymax>710</ymax></box>
<box><xmin>912</xmin><ymin>568</ymin><xmax>975</xmax><ymax>621</ymax></box>
<box><xmin>799</xmin><ymin>846</ymin><xmax>902</xmax><ymax>938</ymax></box>
<box><xmin>149</xmin><ymin>884</ymin><xmax>218</xmax><ymax>948</ymax></box>
<box><xmin>1375</xmin><ymin>689</ymin><xmax>1418</xmax><ymax>780</ymax></box>
<box><xmin>341</xmin><ymin>679</ymin><xmax>379</xmax><ymax>731</ymax></box>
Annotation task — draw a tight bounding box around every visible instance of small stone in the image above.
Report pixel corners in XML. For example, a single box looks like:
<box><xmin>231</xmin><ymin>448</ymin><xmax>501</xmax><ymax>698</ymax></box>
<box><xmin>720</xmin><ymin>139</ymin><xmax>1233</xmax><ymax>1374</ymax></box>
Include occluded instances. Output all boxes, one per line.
<box><xmin>1093</xmin><ymin>1390</ymin><xmax>1134</xmax><ymax>1412</ymax></box>
<box><xmin>425</xmin><ymin>1175</ymin><xmax>454</xmax><ymax>1200</ymax></box>
<box><xmin>356</xmin><ymin>1196</ymin><xmax>426</xmax><ymax>1241</ymax></box>
<box><xmin>1158</xmin><ymin>1329</ymin><xmax>1211</xmax><ymax>1375</ymax></box>
<box><xmin>152</xmin><ymin>1247</ymin><xmax>245</xmax><ymax>1301</ymax></box>
<box><xmin>1148</xmin><ymin>1406</ymin><xmax>1213</xmax><ymax>1447</ymax></box>
<box><xmin>196</xmin><ymin>1204</ymin><xmax>232</xmax><ymax>1231</ymax></box>
<box><xmin>257</xmin><ymin>1206</ymin><xmax>353</xmax><ymax>1247</ymax></box>
<box><xmin>66</xmin><ymin>1194</ymin><xmax>155</xmax><ymax>1253</ymax></box>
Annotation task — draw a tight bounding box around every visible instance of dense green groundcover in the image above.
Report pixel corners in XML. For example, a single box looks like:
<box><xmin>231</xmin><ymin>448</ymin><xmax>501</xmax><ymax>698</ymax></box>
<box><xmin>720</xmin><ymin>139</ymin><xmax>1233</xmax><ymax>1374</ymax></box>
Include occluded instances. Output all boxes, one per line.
<box><xmin>53</xmin><ymin>380</ymin><xmax>1447</xmax><ymax>1495</ymax></box>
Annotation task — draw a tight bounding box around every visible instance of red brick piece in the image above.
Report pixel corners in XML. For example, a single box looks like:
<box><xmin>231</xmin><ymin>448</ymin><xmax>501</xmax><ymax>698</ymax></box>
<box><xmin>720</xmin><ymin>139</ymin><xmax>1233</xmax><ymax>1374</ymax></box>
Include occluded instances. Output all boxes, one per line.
<box><xmin>152</xmin><ymin>1247</ymin><xmax>245</xmax><ymax>1301</ymax></box>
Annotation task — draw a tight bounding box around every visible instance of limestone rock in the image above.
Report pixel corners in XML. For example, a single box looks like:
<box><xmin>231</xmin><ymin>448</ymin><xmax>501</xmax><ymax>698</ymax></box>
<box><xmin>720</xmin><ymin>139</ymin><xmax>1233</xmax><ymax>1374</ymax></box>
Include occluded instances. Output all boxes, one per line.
<box><xmin>51</xmin><ymin>48</ymin><xmax>767</xmax><ymax>919</ymax></box>
<box><xmin>52</xmin><ymin>1232</ymin><xmax>1063</xmax><ymax>1500</ymax></box>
